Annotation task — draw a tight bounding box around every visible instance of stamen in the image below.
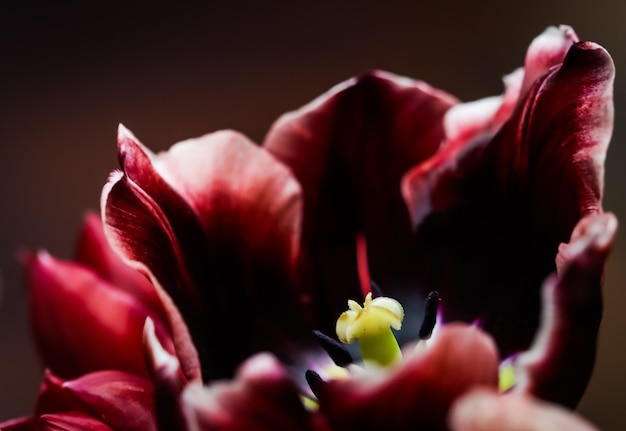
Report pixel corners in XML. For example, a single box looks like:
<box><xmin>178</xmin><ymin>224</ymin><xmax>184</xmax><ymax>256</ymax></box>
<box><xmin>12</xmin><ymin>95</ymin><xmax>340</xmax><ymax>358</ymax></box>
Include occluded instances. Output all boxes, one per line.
<box><xmin>499</xmin><ymin>358</ymin><xmax>517</xmax><ymax>392</ymax></box>
<box><xmin>313</xmin><ymin>330</ymin><xmax>353</xmax><ymax>367</ymax></box>
<box><xmin>419</xmin><ymin>290</ymin><xmax>439</xmax><ymax>340</ymax></box>
<box><xmin>305</xmin><ymin>369</ymin><xmax>325</xmax><ymax>395</ymax></box>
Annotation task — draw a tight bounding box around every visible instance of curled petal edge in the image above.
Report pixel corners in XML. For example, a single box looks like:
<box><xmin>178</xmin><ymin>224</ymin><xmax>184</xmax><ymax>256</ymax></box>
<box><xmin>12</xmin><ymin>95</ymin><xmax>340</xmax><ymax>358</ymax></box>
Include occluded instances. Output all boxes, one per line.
<box><xmin>515</xmin><ymin>212</ymin><xmax>617</xmax><ymax>407</ymax></box>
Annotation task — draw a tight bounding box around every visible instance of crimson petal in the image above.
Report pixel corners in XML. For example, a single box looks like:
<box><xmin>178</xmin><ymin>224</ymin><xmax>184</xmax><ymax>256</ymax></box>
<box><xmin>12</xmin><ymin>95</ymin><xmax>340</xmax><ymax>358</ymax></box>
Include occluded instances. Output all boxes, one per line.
<box><xmin>26</xmin><ymin>251</ymin><xmax>172</xmax><ymax>379</ymax></box>
<box><xmin>102</xmin><ymin>126</ymin><xmax>311</xmax><ymax>381</ymax></box>
<box><xmin>401</xmin><ymin>40</ymin><xmax>614</xmax><ymax>361</ymax></box>
<box><xmin>312</xmin><ymin>324</ymin><xmax>498</xmax><ymax>431</ymax></box>
<box><xmin>264</xmin><ymin>71</ymin><xmax>458</xmax><ymax>334</ymax></box>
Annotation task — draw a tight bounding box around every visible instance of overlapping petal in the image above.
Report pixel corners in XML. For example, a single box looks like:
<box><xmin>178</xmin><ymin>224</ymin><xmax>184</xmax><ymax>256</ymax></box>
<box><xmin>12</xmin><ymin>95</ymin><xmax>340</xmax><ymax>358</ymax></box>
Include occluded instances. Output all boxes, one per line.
<box><xmin>26</xmin><ymin>251</ymin><xmax>173</xmax><ymax>379</ymax></box>
<box><xmin>264</xmin><ymin>72</ymin><xmax>459</xmax><ymax>333</ymax></box>
<box><xmin>102</xmin><ymin>127</ymin><xmax>313</xmax><ymax>381</ymax></box>
<box><xmin>400</xmin><ymin>32</ymin><xmax>614</xmax><ymax>373</ymax></box>
<box><xmin>516</xmin><ymin>212</ymin><xmax>617</xmax><ymax>407</ymax></box>
<box><xmin>143</xmin><ymin>320</ymin><xmax>316</xmax><ymax>431</ymax></box>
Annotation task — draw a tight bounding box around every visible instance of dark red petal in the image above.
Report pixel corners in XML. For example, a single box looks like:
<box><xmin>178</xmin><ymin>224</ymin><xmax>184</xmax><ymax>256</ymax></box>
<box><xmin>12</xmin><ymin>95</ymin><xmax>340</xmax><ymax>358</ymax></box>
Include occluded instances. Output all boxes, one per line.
<box><xmin>39</xmin><ymin>412</ymin><xmax>114</xmax><ymax>431</ymax></box>
<box><xmin>0</xmin><ymin>417</ymin><xmax>38</xmax><ymax>431</ymax></box>
<box><xmin>182</xmin><ymin>353</ymin><xmax>316</xmax><ymax>431</ymax></box>
<box><xmin>264</xmin><ymin>71</ymin><xmax>458</xmax><ymax>333</ymax></box>
<box><xmin>400</xmin><ymin>40</ymin><xmax>614</xmax><ymax>360</ymax></box>
<box><xmin>516</xmin><ymin>213</ymin><xmax>617</xmax><ymax>408</ymax></box>
<box><xmin>102</xmin><ymin>169</ymin><xmax>203</xmax><ymax>383</ymax></box>
<box><xmin>515</xmin><ymin>41</ymin><xmax>614</xmax><ymax>243</ymax></box>
<box><xmin>26</xmin><ymin>251</ymin><xmax>172</xmax><ymax>379</ymax></box>
<box><xmin>74</xmin><ymin>212</ymin><xmax>164</xmax><ymax>317</ymax></box>
<box><xmin>448</xmin><ymin>388</ymin><xmax>598</xmax><ymax>431</ymax></box>
<box><xmin>313</xmin><ymin>324</ymin><xmax>498</xmax><ymax>431</ymax></box>
<box><xmin>103</xmin><ymin>126</ymin><xmax>311</xmax><ymax>381</ymax></box>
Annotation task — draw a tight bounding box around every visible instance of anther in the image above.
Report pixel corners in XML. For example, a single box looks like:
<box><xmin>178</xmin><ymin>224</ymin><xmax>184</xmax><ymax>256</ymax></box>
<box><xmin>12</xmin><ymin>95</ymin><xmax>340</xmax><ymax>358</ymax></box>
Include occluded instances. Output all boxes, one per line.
<box><xmin>418</xmin><ymin>291</ymin><xmax>440</xmax><ymax>340</ymax></box>
<box><xmin>305</xmin><ymin>369</ymin><xmax>325</xmax><ymax>395</ymax></box>
<box><xmin>313</xmin><ymin>330</ymin><xmax>353</xmax><ymax>367</ymax></box>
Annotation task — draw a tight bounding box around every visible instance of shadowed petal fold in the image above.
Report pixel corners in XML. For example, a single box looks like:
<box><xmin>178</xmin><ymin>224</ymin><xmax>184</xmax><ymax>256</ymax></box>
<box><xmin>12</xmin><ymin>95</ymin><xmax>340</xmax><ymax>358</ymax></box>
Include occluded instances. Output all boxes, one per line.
<box><xmin>264</xmin><ymin>71</ymin><xmax>458</xmax><ymax>333</ymax></box>
<box><xmin>102</xmin><ymin>126</ymin><xmax>311</xmax><ymax>381</ymax></box>
<box><xmin>401</xmin><ymin>40</ymin><xmax>614</xmax><ymax>361</ymax></box>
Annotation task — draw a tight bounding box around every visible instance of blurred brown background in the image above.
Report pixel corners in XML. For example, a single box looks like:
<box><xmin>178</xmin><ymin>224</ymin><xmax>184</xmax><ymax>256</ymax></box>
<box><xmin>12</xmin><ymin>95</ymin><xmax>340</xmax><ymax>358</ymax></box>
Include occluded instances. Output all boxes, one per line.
<box><xmin>1</xmin><ymin>1</ymin><xmax>624</xmax><ymax>428</ymax></box>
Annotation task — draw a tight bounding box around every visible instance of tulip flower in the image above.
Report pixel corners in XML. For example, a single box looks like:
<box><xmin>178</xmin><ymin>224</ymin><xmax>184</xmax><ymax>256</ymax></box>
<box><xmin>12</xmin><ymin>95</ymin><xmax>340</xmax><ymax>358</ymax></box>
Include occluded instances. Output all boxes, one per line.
<box><xmin>2</xmin><ymin>25</ymin><xmax>615</xmax><ymax>430</ymax></box>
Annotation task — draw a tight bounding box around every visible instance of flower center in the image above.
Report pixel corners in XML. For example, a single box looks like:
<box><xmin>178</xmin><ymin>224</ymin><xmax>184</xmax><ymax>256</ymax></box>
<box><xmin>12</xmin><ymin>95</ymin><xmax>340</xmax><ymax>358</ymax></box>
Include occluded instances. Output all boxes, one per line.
<box><xmin>309</xmin><ymin>285</ymin><xmax>515</xmax><ymax>391</ymax></box>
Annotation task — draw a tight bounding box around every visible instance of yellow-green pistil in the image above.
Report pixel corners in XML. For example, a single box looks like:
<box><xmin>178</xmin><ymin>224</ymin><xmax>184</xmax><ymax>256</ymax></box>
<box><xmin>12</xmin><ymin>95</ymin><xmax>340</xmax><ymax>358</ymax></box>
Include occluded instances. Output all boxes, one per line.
<box><xmin>336</xmin><ymin>292</ymin><xmax>404</xmax><ymax>368</ymax></box>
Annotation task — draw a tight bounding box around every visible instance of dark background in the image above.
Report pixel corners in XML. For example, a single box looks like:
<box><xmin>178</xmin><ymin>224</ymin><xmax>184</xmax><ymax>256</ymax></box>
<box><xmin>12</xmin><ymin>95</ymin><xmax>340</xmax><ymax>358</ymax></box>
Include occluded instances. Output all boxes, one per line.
<box><xmin>1</xmin><ymin>1</ymin><xmax>624</xmax><ymax>428</ymax></box>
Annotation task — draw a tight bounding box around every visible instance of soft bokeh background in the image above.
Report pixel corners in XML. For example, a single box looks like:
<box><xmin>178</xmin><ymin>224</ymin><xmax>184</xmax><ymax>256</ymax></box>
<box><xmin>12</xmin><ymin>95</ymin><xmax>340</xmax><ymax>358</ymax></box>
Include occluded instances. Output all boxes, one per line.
<box><xmin>1</xmin><ymin>1</ymin><xmax>624</xmax><ymax>428</ymax></box>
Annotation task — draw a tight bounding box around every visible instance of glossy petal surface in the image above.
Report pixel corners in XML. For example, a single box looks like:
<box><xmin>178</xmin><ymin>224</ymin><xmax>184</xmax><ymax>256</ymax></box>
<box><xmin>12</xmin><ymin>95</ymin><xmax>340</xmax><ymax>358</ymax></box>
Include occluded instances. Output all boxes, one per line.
<box><xmin>103</xmin><ymin>127</ymin><xmax>311</xmax><ymax>381</ymax></box>
<box><xmin>401</xmin><ymin>38</ymin><xmax>614</xmax><ymax>364</ymax></box>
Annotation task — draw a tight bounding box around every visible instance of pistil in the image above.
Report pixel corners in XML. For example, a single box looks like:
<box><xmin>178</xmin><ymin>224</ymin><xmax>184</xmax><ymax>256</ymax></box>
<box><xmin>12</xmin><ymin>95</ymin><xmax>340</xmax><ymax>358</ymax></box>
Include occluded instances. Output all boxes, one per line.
<box><xmin>335</xmin><ymin>292</ymin><xmax>404</xmax><ymax>368</ymax></box>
